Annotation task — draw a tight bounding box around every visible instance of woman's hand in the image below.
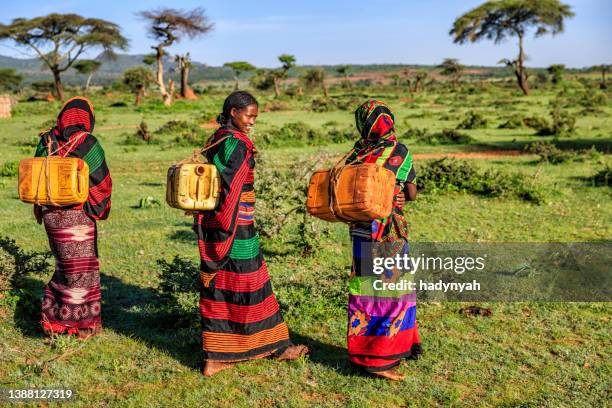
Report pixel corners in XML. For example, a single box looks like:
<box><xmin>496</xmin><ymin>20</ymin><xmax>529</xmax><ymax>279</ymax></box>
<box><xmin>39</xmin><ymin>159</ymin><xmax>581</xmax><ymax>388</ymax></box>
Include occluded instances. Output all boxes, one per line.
<box><xmin>396</xmin><ymin>191</ymin><xmax>406</xmax><ymax>209</ymax></box>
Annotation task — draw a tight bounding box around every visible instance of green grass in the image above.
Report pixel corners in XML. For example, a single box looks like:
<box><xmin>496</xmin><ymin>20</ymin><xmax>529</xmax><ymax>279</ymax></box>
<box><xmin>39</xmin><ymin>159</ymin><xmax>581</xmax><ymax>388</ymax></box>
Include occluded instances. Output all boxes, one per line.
<box><xmin>0</xmin><ymin>84</ymin><xmax>610</xmax><ymax>407</ymax></box>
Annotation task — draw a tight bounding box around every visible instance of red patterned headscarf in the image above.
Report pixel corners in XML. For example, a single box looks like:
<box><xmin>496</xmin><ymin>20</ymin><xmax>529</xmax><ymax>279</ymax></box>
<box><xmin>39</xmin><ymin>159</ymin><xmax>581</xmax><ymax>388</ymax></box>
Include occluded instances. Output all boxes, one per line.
<box><xmin>55</xmin><ymin>96</ymin><xmax>95</xmax><ymax>140</ymax></box>
<box><xmin>354</xmin><ymin>100</ymin><xmax>395</xmax><ymax>143</ymax></box>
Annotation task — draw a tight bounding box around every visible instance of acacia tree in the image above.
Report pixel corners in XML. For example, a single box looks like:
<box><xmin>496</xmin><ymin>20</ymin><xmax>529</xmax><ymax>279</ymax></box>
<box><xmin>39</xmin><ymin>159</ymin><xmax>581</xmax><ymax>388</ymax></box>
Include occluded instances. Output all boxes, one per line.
<box><xmin>450</xmin><ymin>0</ymin><xmax>574</xmax><ymax>96</ymax></box>
<box><xmin>270</xmin><ymin>54</ymin><xmax>295</xmax><ymax>97</ymax></box>
<box><xmin>122</xmin><ymin>67</ymin><xmax>154</xmax><ymax>106</ymax></box>
<box><xmin>224</xmin><ymin>61</ymin><xmax>256</xmax><ymax>90</ymax></box>
<box><xmin>336</xmin><ymin>64</ymin><xmax>351</xmax><ymax>88</ymax></box>
<box><xmin>73</xmin><ymin>59</ymin><xmax>102</xmax><ymax>92</ymax></box>
<box><xmin>0</xmin><ymin>14</ymin><xmax>127</xmax><ymax>100</ymax></box>
<box><xmin>437</xmin><ymin>58</ymin><xmax>464</xmax><ymax>88</ymax></box>
<box><xmin>138</xmin><ymin>7</ymin><xmax>213</xmax><ymax>105</ymax></box>
<box><xmin>175</xmin><ymin>53</ymin><xmax>197</xmax><ymax>98</ymax></box>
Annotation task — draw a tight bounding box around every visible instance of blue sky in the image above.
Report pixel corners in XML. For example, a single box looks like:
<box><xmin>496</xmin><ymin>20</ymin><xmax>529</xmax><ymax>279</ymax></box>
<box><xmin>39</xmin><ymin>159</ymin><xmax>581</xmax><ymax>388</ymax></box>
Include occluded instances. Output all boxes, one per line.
<box><xmin>1</xmin><ymin>0</ymin><xmax>610</xmax><ymax>68</ymax></box>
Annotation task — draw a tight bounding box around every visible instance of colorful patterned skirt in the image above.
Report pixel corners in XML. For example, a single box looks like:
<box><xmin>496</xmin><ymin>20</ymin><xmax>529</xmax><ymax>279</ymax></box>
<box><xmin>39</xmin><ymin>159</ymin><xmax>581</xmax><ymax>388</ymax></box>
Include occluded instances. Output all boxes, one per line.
<box><xmin>40</xmin><ymin>208</ymin><xmax>102</xmax><ymax>334</ymax></box>
<box><xmin>347</xmin><ymin>235</ymin><xmax>421</xmax><ymax>372</ymax></box>
<box><xmin>199</xmin><ymin>200</ymin><xmax>292</xmax><ymax>362</ymax></box>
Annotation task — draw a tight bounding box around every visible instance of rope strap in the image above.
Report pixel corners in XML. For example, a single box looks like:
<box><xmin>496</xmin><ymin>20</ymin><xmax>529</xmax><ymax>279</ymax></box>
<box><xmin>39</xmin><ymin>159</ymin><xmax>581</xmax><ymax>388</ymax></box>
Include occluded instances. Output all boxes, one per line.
<box><xmin>34</xmin><ymin>132</ymin><xmax>87</xmax><ymax>207</ymax></box>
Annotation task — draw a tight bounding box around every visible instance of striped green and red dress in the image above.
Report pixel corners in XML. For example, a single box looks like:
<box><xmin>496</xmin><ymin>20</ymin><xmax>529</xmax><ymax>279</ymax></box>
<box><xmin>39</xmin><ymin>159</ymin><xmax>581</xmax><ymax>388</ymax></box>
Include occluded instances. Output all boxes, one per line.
<box><xmin>195</xmin><ymin>127</ymin><xmax>292</xmax><ymax>362</ymax></box>
<box><xmin>33</xmin><ymin>97</ymin><xmax>111</xmax><ymax>335</ymax></box>
<box><xmin>347</xmin><ymin>100</ymin><xmax>421</xmax><ymax>373</ymax></box>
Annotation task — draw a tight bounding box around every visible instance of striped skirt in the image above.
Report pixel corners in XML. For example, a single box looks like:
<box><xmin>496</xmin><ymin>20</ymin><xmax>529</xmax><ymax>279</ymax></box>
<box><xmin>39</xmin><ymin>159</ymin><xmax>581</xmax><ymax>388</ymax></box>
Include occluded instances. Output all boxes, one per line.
<box><xmin>199</xmin><ymin>200</ymin><xmax>292</xmax><ymax>362</ymax></box>
<box><xmin>40</xmin><ymin>209</ymin><xmax>102</xmax><ymax>333</ymax></box>
<box><xmin>347</xmin><ymin>236</ymin><xmax>421</xmax><ymax>372</ymax></box>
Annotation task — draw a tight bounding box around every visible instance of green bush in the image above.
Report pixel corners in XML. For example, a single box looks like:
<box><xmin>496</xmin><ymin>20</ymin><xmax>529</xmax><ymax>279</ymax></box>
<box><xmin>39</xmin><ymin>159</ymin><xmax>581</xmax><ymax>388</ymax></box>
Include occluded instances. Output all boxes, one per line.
<box><xmin>408</xmin><ymin>128</ymin><xmax>473</xmax><ymax>145</ymax></box>
<box><xmin>310</xmin><ymin>97</ymin><xmax>336</xmax><ymax>112</ymax></box>
<box><xmin>416</xmin><ymin>159</ymin><xmax>544</xmax><ymax>204</ymax></box>
<box><xmin>155</xmin><ymin>256</ymin><xmax>199</xmax><ymax>329</ymax></box>
<box><xmin>327</xmin><ymin>127</ymin><xmax>355</xmax><ymax>144</ymax></box>
<box><xmin>155</xmin><ymin>120</ymin><xmax>210</xmax><ymax>147</ymax></box>
<box><xmin>121</xmin><ymin>121</ymin><xmax>159</xmax><ymax>145</ymax></box>
<box><xmin>402</xmin><ymin>126</ymin><xmax>428</xmax><ymax>140</ymax></box>
<box><xmin>0</xmin><ymin>161</ymin><xmax>19</xmax><ymax>177</ymax></box>
<box><xmin>456</xmin><ymin>111</ymin><xmax>488</xmax><ymax>129</ymax></box>
<box><xmin>526</xmin><ymin>108</ymin><xmax>576</xmax><ymax>136</ymax></box>
<box><xmin>255</xmin><ymin>154</ymin><xmax>331</xmax><ymax>255</ymax></box>
<box><xmin>498</xmin><ymin>115</ymin><xmax>524</xmax><ymax>129</ymax></box>
<box><xmin>547</xmin><ymin>107</ymin><xmax>576</xmax><ymax>136</ymax></box>
<box><xmin>524</xmin><ymin>115</ymin><xmax>551</xmax><ymax>132</ymax></box>
<box><xmin>0</xmin><ymin>236</ymin><xmax>51</xmax><ymax>291</ymax></box>
<box><xmin>157</xmin><ymin>255</ymin><xmax>199</xmax><ymax>294</ymax></box>
<box><xmin>155</xmin><ymin>120</ymin><xmax>195</xmax><ymax>135</ymax></box>
<box><xmin>586</xmin><ymin>164</ymin><xmax>611</xmax><ymax>187</ymax></box>
<box><xmin>525</xmin><ymin>141</ymin><xmax>576</xmax><ymax>164</ymax></box>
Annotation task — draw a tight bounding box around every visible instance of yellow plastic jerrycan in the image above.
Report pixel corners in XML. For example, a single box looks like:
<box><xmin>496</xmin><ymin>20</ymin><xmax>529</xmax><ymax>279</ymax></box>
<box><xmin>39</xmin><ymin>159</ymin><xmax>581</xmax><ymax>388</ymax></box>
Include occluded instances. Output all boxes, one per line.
<box><xmin>166</xmin><ymin>136</ymin><xmax>230</xmax><ymax>211</ymax></box>
<box><xmin>166</xmin><ymin>159</ymin><xmax>221</xmax><ymax>211</ymax></box>
<box><xmin>18</xmin><ymin>156</ymin><xmax>89</xmax><ymax>206</ymax></box>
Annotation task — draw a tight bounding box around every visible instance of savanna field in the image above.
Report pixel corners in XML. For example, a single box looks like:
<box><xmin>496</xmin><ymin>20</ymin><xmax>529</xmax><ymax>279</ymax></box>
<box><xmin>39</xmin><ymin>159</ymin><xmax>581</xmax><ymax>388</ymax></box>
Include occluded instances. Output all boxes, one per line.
<box><xmin>0</xmin><ymin>78</ymin><xmax>611</xmax><ymax>407</ymax></box>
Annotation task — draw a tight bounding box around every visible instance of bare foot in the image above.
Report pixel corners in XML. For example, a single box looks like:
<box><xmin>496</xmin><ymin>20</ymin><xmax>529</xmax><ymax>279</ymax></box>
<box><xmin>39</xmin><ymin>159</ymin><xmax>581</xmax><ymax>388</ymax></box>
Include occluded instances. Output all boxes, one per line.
<box><xmin>371</xmin><ymin>369</ymin><xmax>405</xmax><ymax>381</ymax></box>
<box><xmin>274</xmin><ymin>345</ymin><xmax>309</xmax><ymax>361</ymax></box>
<box><xmin>77</xmin><ymin>327</ymin><xmax>101</xmax><ymax>341</ymax></box>
<box><xmin>202</xmin><ymin>361</ymin><xmax>234</xmax><ymax>377</ymax></box>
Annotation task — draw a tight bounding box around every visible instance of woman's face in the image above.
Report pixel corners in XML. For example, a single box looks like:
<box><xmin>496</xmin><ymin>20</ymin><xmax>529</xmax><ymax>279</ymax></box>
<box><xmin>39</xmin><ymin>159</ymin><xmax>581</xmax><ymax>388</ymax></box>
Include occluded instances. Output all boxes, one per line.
<box><xmin>230</xmin><ymin>104</ymin><xmax>258</xmax><ymax>134</ymax></box>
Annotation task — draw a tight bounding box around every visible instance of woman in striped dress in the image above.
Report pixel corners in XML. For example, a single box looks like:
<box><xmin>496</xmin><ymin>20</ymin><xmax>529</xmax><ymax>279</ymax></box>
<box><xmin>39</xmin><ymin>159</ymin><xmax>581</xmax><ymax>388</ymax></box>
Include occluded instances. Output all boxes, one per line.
<box><xmin>195</xmin><ymin>91</ymin><xmax>308</xmax><ymax>376</ymax></box>
<box><xmin>33</xmin><ymin>96</ymin><xmax>112</xmax><ymax>339</ymax></box>
<box><xmin>346</xmin><ymin>100</ymin><xmax>421</xmax><ymax>380</ymax></box>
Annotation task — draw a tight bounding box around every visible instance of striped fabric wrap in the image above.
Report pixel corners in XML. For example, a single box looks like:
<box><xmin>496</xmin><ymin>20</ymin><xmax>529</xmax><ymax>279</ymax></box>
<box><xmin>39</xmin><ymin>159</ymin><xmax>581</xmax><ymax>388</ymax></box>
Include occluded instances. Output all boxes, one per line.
<box><xmin>346</xmin><ymin>100</ymin><xmax>421</xmax><ymax>373</ymax></box>
<box><xmin>195</xmin><ymin>128</ymin><xmax>292</xmax><ymax>362</ymax></box>
<box><xmin>34</xmin><ymin>97</ymin><xmax>110</xmax><ymax>335</ymax></box>
<box><xmin>41</xmin><ymin>209</ymin><xmax>102</xmax><ymax>332</ymax></box>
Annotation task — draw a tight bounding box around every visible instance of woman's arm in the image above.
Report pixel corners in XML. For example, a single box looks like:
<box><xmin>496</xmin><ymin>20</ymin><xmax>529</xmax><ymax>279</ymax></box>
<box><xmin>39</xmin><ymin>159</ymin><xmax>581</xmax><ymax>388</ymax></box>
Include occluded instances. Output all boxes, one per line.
<box><xmin>405</xmin><ymin>182</ymin><xmax>417</xmax><ymax>201</ymax></box>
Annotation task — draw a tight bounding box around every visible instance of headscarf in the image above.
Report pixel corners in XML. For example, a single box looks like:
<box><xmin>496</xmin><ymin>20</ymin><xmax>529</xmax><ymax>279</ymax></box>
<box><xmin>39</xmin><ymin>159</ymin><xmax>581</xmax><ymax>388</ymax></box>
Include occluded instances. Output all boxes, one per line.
<box><xmin>54</xmin><ymin>96</ymin><xmax>95</xmax><ymax>141</ymax></box>
<box><xmin>354</xmin><ymin>100</ymin><xmax>395</xmax><ymax>143</ymax></box>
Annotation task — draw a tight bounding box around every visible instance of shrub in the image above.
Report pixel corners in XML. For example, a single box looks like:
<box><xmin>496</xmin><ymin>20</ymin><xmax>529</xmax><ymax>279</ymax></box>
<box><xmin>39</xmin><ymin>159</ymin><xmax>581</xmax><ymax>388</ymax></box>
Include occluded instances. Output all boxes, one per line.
<box><xmin>122</xmin><ymin>121</ymin><xmax>158</xmax><ymax>145</ymax></box>
<box><xmin>264</xmin><ymin>100</ymin><xmax>291</xmax><ymax>111</ymax></box>
<box><xmin>310</xmin><ymin>97</ymin><xmax>336</xmax><ymax>112</ymax></box>
<box><xmin>0</xmin><ymin>236</ymin><xmax>51</xmax><ymax>291</ymax></box>
<box><xmin>255</xmin><ymin>154</ymin><xmax>332</xmax><ymax>255</ymax></box>
<box><xmin>587</xmin><ymin>164</ymin><xmax>611</xmax><ymax>187</ymax></box>
<box><xmin>155</xmin><ymin>120</ymin><xmax>195</xmax><ymax>134</ymax></box>
<box><xmin>155</xmin><ymin>120</ymin><xmax>209</xmax><ymax>147</ymax></box>
<box><xmin>416</xmin><ymin>159</ymin><xmax>544</xmax><ymax>204</ymax></box>
<box><xmin>524</xmin><ymin>115</ymin><xmax>550</xmax><ymax>133</ymax></box>
<box><xmin>155</xmin><ymin>256</ymin><xmax>199</xmax><ymax>328</ymax></box>
<box><xmin>327</xmin><ymin>127</ymin><xmax>355</xmax><ymax>144</ymax></box>
<box><xmin>498</xmin><ymin>115</ymin><xmax>524</xmax><ymax>129</ymax></box>
<box><xmin>407</xmin><ymin>128</ymin><xmax>473</xmax><ymax>145</ymax></box>
<box><xmin>525</xmin><ymin>141</ymin><xmax>576</xmax><ymax>164</ymax></box>
<box><xmin>402</xmin><ymin>126</ymin><xmax>428</xmax><ymax>140</ymax></box>
<box><xmin>157</xmin><ymin>255</ymin><xmax>199</xmax><ymax>294</ymax></box>
<box><xmin>456</xmin><ymin>111</ymin><xmax>488</xmax><ymax>129</ymax></box>
<box><xmin>547</xmin><ymin>107</ymin><xmax>576</xmax><ymax>136</ymax></box>
<box><xmin>0</xmin><ymin>161</ymin><xmax>19</xmax><ymax>177</ymax></box>
<box><xmin>261</xmin><ymin>122</ymin><xmax>322</xmax><ymax>147</ymax></box>
<box><xmin>527</xmin><ymin>108</ymin><xmax>576</xmax><ymax>136</ymax></box>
